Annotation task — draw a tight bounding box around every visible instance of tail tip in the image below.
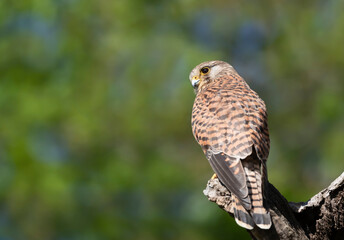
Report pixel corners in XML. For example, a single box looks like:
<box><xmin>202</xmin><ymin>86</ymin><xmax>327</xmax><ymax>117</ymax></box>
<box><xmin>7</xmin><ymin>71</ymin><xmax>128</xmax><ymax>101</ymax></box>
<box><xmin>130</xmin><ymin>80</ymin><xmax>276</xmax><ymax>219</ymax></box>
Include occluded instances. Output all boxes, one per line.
<box><xmin>233</xmin><ymin>208</ymin><xmax>255</xmax><ymax>230</ymax></box>
<box><xmin>234</xmin><ymin>218</ymin><xmax>254</xmax><ymax>230</ymax></box>
<box><xmin>256</xmin><ymin>222</ymin><xmax>272</xmax><ymax>229</ymax></box>
<box><xmin>252</xmin><ymin>213</ymin><xmax>272</xmax><ymax>230</ymax></box>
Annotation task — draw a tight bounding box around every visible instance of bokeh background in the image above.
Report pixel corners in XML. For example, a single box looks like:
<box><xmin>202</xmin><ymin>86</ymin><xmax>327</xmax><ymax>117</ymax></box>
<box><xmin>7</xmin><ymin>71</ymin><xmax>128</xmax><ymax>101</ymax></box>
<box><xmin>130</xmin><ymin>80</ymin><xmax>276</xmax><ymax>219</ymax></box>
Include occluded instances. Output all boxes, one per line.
<box><xmin>1</xmin><ymin>1</ymin><xmax>344</xmax><ymax>239</ymax></box>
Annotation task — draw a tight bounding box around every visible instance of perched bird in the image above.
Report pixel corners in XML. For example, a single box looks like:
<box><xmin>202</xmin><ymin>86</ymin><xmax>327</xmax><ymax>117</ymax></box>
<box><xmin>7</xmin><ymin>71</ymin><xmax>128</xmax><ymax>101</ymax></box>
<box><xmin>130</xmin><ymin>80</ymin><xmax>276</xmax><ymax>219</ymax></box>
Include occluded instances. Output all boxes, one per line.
<box><xmin>189</xmin><ymin>60</ymin><xmax>271</xmax><ymax>230</ymax></box>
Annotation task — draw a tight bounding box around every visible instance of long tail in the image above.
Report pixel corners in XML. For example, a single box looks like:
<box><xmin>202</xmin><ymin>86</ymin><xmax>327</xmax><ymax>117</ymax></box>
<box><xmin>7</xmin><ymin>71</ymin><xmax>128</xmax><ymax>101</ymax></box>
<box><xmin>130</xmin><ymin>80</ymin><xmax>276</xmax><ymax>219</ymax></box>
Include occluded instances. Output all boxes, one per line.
<box><xmin>232</xmin><ymin>159</ymin><xmax>271</xmax><ymax>230</ymax></box>
<box><xmin>244</xmin><ymin>159</ymin><xmax>271</xmax><ymax>229</ymax></box>
<box><xmin>232</xmin><ymin>195</ymin><xmax>255</xmax><ymax>229</ymax></box>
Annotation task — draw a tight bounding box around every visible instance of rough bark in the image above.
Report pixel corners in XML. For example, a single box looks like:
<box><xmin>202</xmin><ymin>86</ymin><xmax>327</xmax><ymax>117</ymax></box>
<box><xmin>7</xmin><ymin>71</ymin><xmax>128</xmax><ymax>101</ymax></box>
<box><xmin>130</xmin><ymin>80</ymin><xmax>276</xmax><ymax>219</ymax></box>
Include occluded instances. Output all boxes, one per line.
<box><xmin>203</xmin><ymin>172</ymin><xmax>344</xmax><ymax>240</ymax></box>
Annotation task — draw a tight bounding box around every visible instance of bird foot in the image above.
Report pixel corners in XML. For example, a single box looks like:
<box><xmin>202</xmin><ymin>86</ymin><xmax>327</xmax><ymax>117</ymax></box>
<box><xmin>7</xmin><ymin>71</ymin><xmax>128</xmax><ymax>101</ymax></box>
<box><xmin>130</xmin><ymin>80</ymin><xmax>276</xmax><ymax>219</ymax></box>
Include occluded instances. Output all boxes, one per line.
<box><xmin>211</xmin><ymin>173</ymin><xmax>218</xmax><ymax>180</ymax></box>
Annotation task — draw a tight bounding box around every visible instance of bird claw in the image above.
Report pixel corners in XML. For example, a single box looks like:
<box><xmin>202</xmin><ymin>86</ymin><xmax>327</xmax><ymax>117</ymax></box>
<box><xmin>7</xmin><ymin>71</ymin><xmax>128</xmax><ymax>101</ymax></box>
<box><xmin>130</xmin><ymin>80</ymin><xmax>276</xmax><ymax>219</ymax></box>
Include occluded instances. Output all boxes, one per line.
<box><xmin>211</xmin><ymin>173</ymin><xmax>218</xmax><ymax>180</ymax></box>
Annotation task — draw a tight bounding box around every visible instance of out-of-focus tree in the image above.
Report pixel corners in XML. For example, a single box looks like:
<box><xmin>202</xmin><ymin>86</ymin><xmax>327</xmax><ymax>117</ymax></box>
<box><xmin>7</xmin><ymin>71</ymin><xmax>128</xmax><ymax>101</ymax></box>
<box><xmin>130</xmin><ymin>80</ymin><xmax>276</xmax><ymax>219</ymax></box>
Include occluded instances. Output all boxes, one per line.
<box><xmin>0</xmin><ymin>1</ymin><xmax>343</xmax><ymax>239</ymax></box>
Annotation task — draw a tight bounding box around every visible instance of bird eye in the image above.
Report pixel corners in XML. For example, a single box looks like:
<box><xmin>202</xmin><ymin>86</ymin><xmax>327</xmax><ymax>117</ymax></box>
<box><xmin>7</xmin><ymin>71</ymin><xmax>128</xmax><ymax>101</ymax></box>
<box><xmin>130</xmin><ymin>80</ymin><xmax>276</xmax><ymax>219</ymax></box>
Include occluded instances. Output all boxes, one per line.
<box><xmin>200</xmin><ymin>67</ymin><xmax>210</xmax><ymax>74</ymax></box>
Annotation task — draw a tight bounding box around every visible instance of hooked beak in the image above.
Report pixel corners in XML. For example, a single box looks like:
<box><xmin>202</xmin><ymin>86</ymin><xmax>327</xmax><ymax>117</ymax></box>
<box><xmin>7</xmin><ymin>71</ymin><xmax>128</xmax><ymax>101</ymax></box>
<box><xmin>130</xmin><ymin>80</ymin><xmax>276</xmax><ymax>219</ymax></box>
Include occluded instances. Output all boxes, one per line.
<box><xmin>191</xmin><ymin>76</ymin><xmax>200</xmax><ymax>88</ymax></box>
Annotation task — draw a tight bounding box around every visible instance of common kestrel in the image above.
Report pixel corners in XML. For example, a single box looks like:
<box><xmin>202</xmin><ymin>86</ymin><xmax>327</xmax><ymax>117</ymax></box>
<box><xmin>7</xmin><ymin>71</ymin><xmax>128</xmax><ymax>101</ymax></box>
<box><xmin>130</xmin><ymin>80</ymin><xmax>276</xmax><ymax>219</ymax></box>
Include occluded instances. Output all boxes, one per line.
<box><xmin>189</xmin><ymin>60</ymin><xmax>271</xmax><ymax>229</ymax></box>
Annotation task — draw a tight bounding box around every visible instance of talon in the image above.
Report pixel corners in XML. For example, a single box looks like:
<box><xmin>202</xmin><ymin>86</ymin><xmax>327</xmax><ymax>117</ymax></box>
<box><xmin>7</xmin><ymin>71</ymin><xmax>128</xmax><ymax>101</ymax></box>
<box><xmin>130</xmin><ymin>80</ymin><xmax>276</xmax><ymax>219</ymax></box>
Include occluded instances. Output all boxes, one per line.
<box><xmin>211</xmin><ymin>173</ymin><xmax>218</xmax><ymax>180</ymax></box>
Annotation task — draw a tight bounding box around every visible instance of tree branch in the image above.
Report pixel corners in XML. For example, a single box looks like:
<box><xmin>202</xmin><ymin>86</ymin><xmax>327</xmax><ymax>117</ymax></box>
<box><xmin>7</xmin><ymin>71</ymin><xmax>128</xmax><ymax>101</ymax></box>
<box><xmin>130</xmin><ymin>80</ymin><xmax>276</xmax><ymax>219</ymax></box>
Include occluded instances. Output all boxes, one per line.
<box><xmin>203</xmin><ymin>172</ymin><xmax>344</xmax><ymax>240</ymax></box>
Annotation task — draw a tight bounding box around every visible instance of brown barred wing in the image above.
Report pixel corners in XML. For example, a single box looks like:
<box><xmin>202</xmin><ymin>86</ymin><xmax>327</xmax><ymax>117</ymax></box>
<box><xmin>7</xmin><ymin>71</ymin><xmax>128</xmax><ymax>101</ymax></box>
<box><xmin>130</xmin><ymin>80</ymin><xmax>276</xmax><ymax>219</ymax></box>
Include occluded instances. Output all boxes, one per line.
<box><xmin>194</xmin><ymin>90</ymin><xmax>256</xmax><ymax>159</ymax></box>
<box><xmin>242</xmin><ymin>92</ymin><xmax>270</xmax><ymax>161</ymax></box>
<box><xmin>206</xmin><ymin>151</ymin><xmax>251</xmax><ymax>209</ymax></box>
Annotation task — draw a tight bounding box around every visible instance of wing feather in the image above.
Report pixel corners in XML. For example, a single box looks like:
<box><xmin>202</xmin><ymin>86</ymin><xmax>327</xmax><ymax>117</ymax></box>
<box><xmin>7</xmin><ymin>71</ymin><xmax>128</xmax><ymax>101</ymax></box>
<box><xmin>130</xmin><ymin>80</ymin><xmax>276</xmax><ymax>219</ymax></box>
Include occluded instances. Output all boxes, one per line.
<box><xmin>207</xmin><ymin>151</ymin><xmax>251</xmax><ymax>209</ymax></box>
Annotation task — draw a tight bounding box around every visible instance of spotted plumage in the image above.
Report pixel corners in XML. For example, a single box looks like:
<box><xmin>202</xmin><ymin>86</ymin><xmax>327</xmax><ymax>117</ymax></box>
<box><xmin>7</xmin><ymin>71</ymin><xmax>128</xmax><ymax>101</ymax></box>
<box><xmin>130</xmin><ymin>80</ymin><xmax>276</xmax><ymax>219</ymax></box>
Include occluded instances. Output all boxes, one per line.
<box><xmin>189</xmin><ymin>60</ymin><xmax>271</xmax><ymax>229</ymax></box>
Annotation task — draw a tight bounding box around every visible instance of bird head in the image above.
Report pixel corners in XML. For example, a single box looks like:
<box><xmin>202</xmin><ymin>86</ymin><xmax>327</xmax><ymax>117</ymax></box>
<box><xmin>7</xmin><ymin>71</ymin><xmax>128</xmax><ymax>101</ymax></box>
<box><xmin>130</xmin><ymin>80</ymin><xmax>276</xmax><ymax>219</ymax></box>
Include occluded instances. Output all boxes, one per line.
<box><xmin>189</xmin><ymin>60</ymin><xmax>236</xmax><ymax>94</ymax></box>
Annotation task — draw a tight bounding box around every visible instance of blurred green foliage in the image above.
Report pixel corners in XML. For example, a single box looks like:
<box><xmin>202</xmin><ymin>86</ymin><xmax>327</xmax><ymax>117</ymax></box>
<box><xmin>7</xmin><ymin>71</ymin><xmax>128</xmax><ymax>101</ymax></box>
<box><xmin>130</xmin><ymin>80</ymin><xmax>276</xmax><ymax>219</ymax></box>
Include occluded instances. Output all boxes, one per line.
<box><xmin>0</xmin><ymin>0</ymin><xmax>343</xmax><ymax>239</ymax></box>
